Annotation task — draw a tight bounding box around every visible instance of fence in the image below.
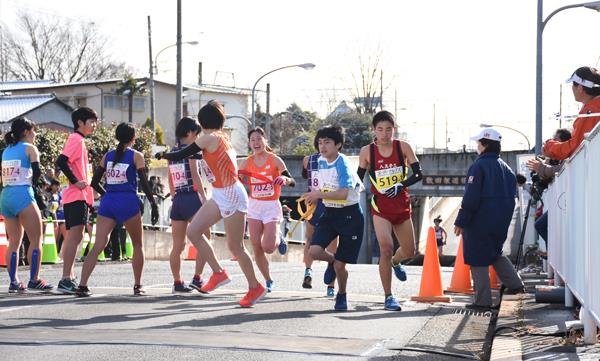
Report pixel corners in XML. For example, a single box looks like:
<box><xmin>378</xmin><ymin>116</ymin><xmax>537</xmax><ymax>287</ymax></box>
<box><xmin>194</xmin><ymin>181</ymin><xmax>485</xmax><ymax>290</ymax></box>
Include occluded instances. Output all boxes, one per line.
<box><xmin>547</xmin><ymin>123</ymin><xmax>600</xmax><ymax>344</ymax></box>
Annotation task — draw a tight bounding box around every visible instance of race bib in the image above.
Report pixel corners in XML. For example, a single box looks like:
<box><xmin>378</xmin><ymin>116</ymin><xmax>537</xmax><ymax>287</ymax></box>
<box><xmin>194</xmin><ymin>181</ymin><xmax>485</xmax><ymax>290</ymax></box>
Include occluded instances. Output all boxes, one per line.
<box><xmin>105</xmin><ymin>162</ymin><xmax>129</xmax><ymax>184</ymax></box>
<box><xmin>374</xmin><ymin>166</ymin><xmax>405</xmax><ymax>192</ymax></box>
<box><xmin>252</xmin><ymin>181</ymin><xmax>274</xmax><ymax>198</ymax></box>
<box><xmin>309</xmin><ymin>170</ymin><xmax>320</xmax><ymax>191</ymax></box>
<box><xmin>2</xmin><ymin>160</ymin><xmax>22</xmax><ymax>186</ymax></box>
<box><xmin>200</xmin><ymin>159</ymin><xmax>216</xmax><ymax>183</ymax></box>
<box><xmin>169</xmin><ymin>163</ymin><xmax>188</xmax><ymax>188</ymax></box>
<box><xmin>321</xmin><ymin>181</ymin><xmax>347</xmax><ymax>208</ymax></box>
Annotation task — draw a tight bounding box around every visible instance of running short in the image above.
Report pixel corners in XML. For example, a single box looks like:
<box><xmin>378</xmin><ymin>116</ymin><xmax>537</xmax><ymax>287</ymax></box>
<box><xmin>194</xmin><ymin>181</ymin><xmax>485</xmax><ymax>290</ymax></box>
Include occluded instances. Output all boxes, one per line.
<box><xmin>211</xmin><ymin>181</ymin><xmax>248</xmax><ymax>218</ymax></box>
<box><xmin>307</xmin><ymin>200</ymin><xmax>325</xmax><ymax>227</ymax></box>
<box><xmin>311</xmin><ymin>204</ymin><xmax>364</xmax><ymax>264</ymax></box>
<box><xmin>370</xmin><ymin>193</ymin><xmax>412</xmax><ymax>225</ymax></box>
<box><xmin>64</xmin><ymin>200</ymin><xmax>89</xmax><ymax>230</ymax></box>
<box><xmin>170</xmin><ymin>191</ymin><xmax>202</xmax><ymax>221</ymax></box>
<box><xmin>98</xmin><ymin>192</ymin><xmax>141</xmax><ymax>224</ymax></box>
<box><xmin>247</xmin><ymin>198</ymin><xmax>282</xmax><ymax>224</ymax></box>
<box><xmin>0</xmin><ymin>186</ymin><xmax>35</xmax><ymax>218</ymax></box>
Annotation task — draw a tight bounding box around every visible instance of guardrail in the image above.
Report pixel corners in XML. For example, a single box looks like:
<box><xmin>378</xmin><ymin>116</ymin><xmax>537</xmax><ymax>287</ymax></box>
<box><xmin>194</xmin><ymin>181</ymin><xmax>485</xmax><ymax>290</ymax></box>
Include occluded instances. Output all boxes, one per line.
<box><xmin>547</xmin><ymin>123</ymin><xmax>600</xmax><ymax>344</ymax></box>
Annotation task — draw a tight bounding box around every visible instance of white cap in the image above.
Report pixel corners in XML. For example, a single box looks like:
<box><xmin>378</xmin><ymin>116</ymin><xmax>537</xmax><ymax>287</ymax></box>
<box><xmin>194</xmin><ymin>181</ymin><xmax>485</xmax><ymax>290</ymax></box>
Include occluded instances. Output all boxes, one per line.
<box><xmin>565</xmin><ymin>72</ymin><xmax>600</xmax><ymax>88</ymax></box>
<box><xmin>471</xmin><ymin>127</ymin><xmax>502</xmax><ymax>142</ymax></box>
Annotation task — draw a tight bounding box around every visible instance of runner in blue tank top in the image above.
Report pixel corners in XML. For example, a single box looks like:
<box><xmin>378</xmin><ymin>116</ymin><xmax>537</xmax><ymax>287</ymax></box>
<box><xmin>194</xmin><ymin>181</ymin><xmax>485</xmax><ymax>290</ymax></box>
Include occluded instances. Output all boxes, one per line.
<box><xmin>75</xmin><ymin>123</ymin><xmax>159</xmax><ymax>297</ymax></box>
<box><xmin>0</xmin><ymin>117</ymin><xmax>54</xmax><ymax>293</ymax></box>
<box><xmin>167</xmin><ymin>117</ymin><xmax>210</xmax><ymax>293</ymax></box>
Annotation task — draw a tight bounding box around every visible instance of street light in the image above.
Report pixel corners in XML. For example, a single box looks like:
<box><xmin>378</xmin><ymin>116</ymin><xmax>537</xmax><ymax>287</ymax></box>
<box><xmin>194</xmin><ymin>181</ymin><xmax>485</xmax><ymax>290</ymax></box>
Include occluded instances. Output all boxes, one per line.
<box><xmin>535</xmin><ymin>0</ymin><xmax>600</xmax><ymax>154</ymax></box>
<box><xmin>148</xmin><ymin>40</ymin><xmax>199</xmax><ymax>130</ymax></box>
<box><xmin>251</xmin><ymin>63</ymin><xmax>316</xmax><ymax>128</ymax></box>
<box><xmin>480</xmin><ymin>123</ymin><xmax>531</xmax><ymax>151</ymax></box>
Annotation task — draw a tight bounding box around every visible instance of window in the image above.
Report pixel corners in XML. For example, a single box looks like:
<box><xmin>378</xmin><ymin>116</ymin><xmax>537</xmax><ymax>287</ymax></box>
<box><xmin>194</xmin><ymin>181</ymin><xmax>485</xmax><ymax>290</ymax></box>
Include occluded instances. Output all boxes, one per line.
<box><xmin>104</xmin><ymin>95</ymin><xmax>121</xmax><ymax>109</ymax></box>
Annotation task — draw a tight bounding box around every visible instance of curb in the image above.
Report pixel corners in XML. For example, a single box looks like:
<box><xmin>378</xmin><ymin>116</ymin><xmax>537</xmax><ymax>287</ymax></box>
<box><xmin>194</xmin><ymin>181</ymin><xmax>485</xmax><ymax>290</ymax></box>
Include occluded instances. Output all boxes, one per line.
<box><xmin>489</xmin><ymin>293</ymin><xmax>523</xmax><ymax>361</ymax></box>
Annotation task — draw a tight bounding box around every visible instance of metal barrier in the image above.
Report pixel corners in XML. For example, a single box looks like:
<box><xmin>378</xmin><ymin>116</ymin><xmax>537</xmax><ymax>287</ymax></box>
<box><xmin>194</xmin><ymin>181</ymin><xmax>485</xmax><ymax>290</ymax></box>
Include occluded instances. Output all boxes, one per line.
<box><xmin>547</xmin><ymin>123</ymin><xmax>600</xmax><ymax>344</ymax></box>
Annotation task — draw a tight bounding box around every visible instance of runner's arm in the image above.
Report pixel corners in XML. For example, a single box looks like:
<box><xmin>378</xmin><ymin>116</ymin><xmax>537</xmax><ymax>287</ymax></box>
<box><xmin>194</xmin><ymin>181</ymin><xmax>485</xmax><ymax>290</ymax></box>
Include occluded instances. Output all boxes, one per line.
<box><xmin>90</xmin><ymin>166</ymin><xmax>106</xmax><ymax>196</ymax></box>
<box><xmin>156</xmin><ymin>142</ymin><xmax>201</xmax><ymax>161</ymax></box>
<box><xmin>55</xmin><ymin>154</ymin><xmax>79</xmax><ymax>184</ymax></box>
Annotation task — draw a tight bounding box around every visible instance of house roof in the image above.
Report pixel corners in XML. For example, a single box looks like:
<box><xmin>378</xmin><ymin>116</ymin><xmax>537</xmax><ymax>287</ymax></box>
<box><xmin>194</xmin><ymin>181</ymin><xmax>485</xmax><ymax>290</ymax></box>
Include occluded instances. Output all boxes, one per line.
<box><xmin>0</xmin><ymin>94</ymin><xmax>72</xmax><ymax>123</ymax></box>
<box><xmin>0</xmin><ymin>80</ymin><xmax>56</xmax><ymax>91</ymax></box>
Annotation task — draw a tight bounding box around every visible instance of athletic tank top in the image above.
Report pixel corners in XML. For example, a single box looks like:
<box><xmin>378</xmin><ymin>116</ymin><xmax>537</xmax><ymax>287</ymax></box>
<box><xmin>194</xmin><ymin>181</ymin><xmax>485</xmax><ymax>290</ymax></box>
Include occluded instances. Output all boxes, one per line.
<box><xmin>103</xmin><ymin>148</ymin><xmax>137</xmax><ymax>193</ymax></box>
<box><xmin>245</xmin><ymin>152</ymin><xmax>281</xmax><ymax>201</ymax></box>
<box><xmin>168</xmin><ymin>143</ymin><xmax>196</xmax><ymax>193</ymax></box>
<box><xmin>307</xmin><ymin>152</ymin><xmax>320</xmax><ymax>192</ymax></box>
<box><xmin>200</xmin><ymin>131</ymin><xmax>238</xmax><ymax>189</ymax></box>
<box><xmin>1</xmin><ymin>142</ymin><xmax>33</xmax><ymax>187</ymax></box>
<box><xmin>369</xmin><ymin>140</ymin><xmax>408</xmax><ymax>211</ymax></box>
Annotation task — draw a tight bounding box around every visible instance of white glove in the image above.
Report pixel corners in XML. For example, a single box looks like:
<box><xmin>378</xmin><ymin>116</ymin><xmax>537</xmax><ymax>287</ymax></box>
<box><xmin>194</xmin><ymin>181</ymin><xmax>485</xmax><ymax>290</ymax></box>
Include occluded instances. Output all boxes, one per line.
<box><xmin>384</xmin><ymin>183</ymin><xmax>404</xmax><ymax>198</ymax></box>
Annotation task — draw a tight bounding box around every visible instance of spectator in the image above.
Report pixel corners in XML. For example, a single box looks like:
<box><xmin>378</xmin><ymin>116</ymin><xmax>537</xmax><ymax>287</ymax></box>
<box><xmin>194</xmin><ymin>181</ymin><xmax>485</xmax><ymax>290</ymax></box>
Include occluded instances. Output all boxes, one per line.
<box><xmin>543</xmin><ymin>67</ymin><xmax>600</xmax><ymax>160</ymax></box>
<box><xmin>433</xmin><ymin>216</ymin><xmax>447</xmax><ymax>256</ymax></box>
<box><xmin>454</xmin><ymin>128</ymin><xmax>524</xmax><ymax>311</ymax></box>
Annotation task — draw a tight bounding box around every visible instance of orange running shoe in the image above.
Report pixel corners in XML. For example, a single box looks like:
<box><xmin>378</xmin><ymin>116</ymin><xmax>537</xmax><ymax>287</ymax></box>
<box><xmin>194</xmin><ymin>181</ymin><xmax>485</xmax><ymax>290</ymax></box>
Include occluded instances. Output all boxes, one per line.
<box><xmin>199</xmin><ymin>270</ymin><xmax>231</xmax><ymax>293</ymax></box>
<box><xmin>239</xmin><ymin>283</ymin><xmax>267</xmax><ymax>308</ymax></box>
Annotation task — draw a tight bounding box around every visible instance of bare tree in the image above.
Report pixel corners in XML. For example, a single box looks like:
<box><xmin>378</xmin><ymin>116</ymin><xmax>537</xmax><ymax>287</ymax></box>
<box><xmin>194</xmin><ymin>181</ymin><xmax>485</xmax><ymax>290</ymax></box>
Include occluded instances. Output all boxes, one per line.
<box><xmin>350</xmin><ymin>46</ymin><xmax>390</xmax><ymax>115</ymax></box>
<box><xmin>1</xmin><ymin>12</ymin><xmax>127</xmax><ymax>82</ymax></box>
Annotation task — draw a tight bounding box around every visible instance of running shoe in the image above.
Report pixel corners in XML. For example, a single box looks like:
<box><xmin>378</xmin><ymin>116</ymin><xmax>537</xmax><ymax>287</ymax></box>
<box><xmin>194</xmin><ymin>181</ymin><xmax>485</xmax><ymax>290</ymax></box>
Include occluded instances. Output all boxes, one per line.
<box><xmin>302</xmin><ymin>268</ymin><xmax>313</xmax><ymax>289</ymax></box>
<box><xmin>57</xmin><ymin>278</ymin><xmax>79</xmax><ymax>294</ymax></box>
<box><xmin>133</xmin><ymin>284</ymin><xmax>146</xmax><ymax>296</ymax></box>
<box><xmin>27</xmin><ymin>279</ymin><xmax>54</xmax><ymax>292</ymax></box>
<box><xmin>266</xmin><ymin>279</ymin><xmax>274</xmax><ymax>293</ymax></box>
<box><xmin>172</xmin><ymin>281</ymin><xmax>193</xmax><ymax>294</ymax></box>
<box><xmin>334</xmin><ymin>292</ymin><xmax>348</xmax><ymax>311</ymax></box>
<box><xmin>8</xmin><ymin>281</ymin><xmax>27</xmax><ymax>294</ymax></box>
<box><xmin>75</xmin><ymin>285</ymin><xmax>92</xmax><ymax>297</ymax></box>
<box><xmin>384</xmin><ymin>295</ymin><xmax>402</xmax><ymax>311</ymax></box>
<box><xmin>323</xmin><ymin>262</ymin><xmax>336</xmax><ymax>285</ymax></box>
<box><xmin>239</xmin><ymin>283</ymin><xmax>267</xmax><ymax>308</ymax></box>
<box><xmin>278</xmin><ymin>238</ymin><xmax>288</xmax><ymax>255</ymax></box>
<box><xmin>326</xmin><ymin>286</ymin><xmax>335</xmax><ymax>297</ymax></box>
<box><xmin>199</xmin><ymin>270</ymin><xmax>231</xmax><ymax>293</ymax></box>
<box><xmin>392</xmin><ymin>260</ymin><xmax>407</xmax><ymax>282</ymax></box>
<box><xmin>189</xmin><ymin>277</ymin><xmax>206</xmax><ymax>293</ymax></box>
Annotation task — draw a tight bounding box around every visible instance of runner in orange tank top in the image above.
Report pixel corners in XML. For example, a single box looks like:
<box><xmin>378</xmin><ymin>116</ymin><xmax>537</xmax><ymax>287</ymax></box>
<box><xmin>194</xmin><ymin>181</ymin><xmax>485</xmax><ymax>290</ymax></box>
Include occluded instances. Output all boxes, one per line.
<box><xmin>157</xmin><ymin>100</ymin><xmax>267</xmax><ymax>308</ymax></box>
<box><xmin>239</xmin><ymin>127</ymin><xmax>295</xmax><ymax>293</ymax></box>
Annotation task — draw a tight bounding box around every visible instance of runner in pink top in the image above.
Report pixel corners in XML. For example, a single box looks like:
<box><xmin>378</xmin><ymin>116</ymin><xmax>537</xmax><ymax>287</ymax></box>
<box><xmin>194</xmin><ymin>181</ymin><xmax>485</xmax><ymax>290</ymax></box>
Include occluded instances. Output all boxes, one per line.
<box><xmin>55</xmin><ymin>107</ymin><xmax>98</xmax><ymax>294</ymax></box>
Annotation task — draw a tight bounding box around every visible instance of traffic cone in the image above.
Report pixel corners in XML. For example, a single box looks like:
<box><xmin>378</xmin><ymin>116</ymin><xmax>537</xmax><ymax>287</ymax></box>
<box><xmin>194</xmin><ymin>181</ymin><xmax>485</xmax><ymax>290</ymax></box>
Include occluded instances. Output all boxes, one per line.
<box><xmin>41</xmin><ymin>220</ymin><xmax>58</xmax><ymax>264</ymax></box>
<box><xmin>445</xmin><ymin>236</ymin><xmax>474</xmax><ymax>294</ymax></box>
<box><xmin>186</xmin><ymin>243</ymin><xmax>197</xmax><ymax>260</ymax></box>
<box><xmin>411</xmin><ymin>227</ymin><xmax>452</xmax><ymax>303</ymax></box>
<box><xmin>0</xmin><ymin>216</ymin><xmax>8</xmax><ymax>267</ymax></box>
<box><xmin>125</xmin><ymin>234</ymin><xmax>133</xmax><ymax>259</ymax></box>
<box><xmin>489</xmin><ymin>266</ymin><xmax>501</xmax><ymax>289</ymax></box>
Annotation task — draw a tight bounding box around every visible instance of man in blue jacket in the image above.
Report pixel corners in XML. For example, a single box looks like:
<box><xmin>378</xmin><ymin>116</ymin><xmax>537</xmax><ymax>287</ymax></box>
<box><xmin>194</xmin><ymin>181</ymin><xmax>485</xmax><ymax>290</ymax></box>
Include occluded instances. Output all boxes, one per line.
<box><xmin>454</xmin><ymin>128</ymin><xmax>524</xmax><ymax>310</ymax></box>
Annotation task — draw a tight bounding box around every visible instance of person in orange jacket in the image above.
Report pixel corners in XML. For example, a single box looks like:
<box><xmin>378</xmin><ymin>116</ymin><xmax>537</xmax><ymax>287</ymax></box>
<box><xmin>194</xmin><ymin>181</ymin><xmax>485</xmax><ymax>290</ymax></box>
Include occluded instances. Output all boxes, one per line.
<box><xmin>543</xmin><ymin>66</ymin><xmax>600</xmax><ymax>160</ymax></box>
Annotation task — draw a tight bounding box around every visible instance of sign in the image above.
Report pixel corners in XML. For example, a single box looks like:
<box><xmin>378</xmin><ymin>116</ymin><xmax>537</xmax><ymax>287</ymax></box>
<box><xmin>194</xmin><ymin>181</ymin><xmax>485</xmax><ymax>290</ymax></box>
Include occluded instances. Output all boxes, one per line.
<box><xmin>422</xmin><ymin>175</ymin><xmax>466</xmax><ymax>186</ymax></box>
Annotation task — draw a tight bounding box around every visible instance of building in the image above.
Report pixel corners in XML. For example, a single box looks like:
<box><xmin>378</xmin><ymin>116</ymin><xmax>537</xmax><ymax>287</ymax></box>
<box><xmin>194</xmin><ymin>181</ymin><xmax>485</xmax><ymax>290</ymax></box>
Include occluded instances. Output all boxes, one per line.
<box><xmin>0</xmin><ymin>93</ymin><xmax>73</xmax><ymax>132</ymax></box>
<box><xmin>0</xmin><ymin>78</ymin><xmax>252</xmax><ymax>153</ymax></box>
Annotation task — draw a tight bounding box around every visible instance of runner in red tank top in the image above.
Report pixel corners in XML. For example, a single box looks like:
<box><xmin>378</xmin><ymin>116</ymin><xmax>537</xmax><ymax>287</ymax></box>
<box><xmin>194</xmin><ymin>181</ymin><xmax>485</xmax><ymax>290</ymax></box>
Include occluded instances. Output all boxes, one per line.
<box><xmin>357</xmin><ymin>111</ymin><xmax>423</xmax><ymax>311</ymax></box>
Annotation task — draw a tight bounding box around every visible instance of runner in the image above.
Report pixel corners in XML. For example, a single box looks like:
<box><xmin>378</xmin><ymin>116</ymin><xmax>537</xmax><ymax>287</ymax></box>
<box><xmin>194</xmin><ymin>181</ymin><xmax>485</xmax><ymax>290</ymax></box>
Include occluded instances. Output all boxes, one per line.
<box><xmin>157</xmin><ymin>100</ymin><xmax>266</xmax><ymax>307</ymax></box>
<box><xmin>55</xmin><ymin>107</ymin><xmax>97</xmax><ymax>294</ymax></box>
<box><xmin>239</xmin><ymin>127</ymin><xmax>295</xmax><ymax>293</ymax></box>
<box><xmin>167</xmin><ymin>117</ymin><xmax>210</xmax><ymax>293</ymax></box>
<box><xmin>75</xmin><ymin>123</ymin><xmax>159</xmax><ymax>296</ymax></box>
<box><xmin>304</xmin><ymin>125</ymin><xmax>364</xmax><ymax>311</ymax></box>
<box><xmin>301</xmin><ymin>148</ymin><xmax>338</xmax><ymax>296</ymax></box>
<box><xmin>357</xmin><ymin>110</ymin><xmax>422</xmax><ymax>311</ymax></box>
<box><xmin>1</xmin><ymin>117</ymin><xmax>54</xmax><ymax>293</ymax></box>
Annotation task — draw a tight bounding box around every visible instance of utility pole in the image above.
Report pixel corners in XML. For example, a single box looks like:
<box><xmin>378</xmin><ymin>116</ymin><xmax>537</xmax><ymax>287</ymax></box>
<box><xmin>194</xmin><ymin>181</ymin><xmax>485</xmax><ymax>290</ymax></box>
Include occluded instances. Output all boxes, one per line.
<box><xmin>380</xmin><ymin>70</ymin><xmax>383</xmax><ymax>111</ymax></box>
<box><xmin>559</xmin><ymin>83</ymin><xmax>563</xmax><ymax>128</ymax></box>
<box><xmin>175</xmin><ymin>0</ymin><xmax>182</xmax><ymax>128</ymax></box>
<box><xmin>445</xmin><ymin>115</ymin><xmax>448</xmax><ymax>150</ymax></box>
<box><xmin>147</xmin><ymin>16</ymin><xmax>155</xmax><ymax>132</ymax></box>
<box><xmin>432</xmin><ymin>103</ymin><xmax>436</xmax><ymax>150</ymax></box>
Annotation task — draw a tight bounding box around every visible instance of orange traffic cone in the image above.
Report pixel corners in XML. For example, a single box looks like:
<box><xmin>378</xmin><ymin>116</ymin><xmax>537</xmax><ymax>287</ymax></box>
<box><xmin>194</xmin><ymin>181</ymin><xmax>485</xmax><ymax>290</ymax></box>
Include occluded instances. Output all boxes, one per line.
<box><xmin>489</xmin><ymin>266</ymin><xmax>501</xmax><ymax>289</ymax></box>
<box><xmin>186</xmin><ymin>243</ymin><xmax>197</xmax><ymax>260</ymax></box>
<box><xmin>0</xmin><ymin>216</ymin><xmax>8</xmax><ymax>267</ymax></box>
<box><xmin>445</xmin><ymin>236</ymin><xmax>474</xmax><ymax>294</ymax></box>
<box><xmin>411</xmin><ymin>227</ymin><xmax>452</xmax><ymax>303</ymax></box>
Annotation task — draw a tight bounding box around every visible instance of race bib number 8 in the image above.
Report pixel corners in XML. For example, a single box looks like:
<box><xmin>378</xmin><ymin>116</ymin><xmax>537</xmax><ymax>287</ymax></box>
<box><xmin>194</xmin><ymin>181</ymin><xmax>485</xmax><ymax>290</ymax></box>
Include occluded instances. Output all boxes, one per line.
<box><xmin>106</xmin><ymin>162</ymin><xmax>129</xmax><ymax>184</ymax></box>
<box><xmin>375</xmin><ymin>166</ymin><xmax>405</xmax><ymax>191</ymax></box>
<box><xmin>2</xmin><ymin>160</ymin><xmax>22</xmax><ymax>185</ymax></box>
<box><xmin>169</xmin><ymin>163</ymin><xmax>188</xmax><ymax>188</ymax></box>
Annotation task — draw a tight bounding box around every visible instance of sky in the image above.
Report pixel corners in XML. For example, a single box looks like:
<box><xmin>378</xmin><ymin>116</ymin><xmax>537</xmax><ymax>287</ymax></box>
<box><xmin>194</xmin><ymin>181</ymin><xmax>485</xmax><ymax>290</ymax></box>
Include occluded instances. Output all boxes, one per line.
<box><xmin>1</xmin><ymin>0</ymin><xmax>599</xmax><ymax>151</ymax></box>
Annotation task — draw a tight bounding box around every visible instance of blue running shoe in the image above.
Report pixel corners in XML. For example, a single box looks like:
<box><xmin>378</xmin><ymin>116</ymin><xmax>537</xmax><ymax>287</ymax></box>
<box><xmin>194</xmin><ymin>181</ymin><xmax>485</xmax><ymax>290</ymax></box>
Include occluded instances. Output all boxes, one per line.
<box><xmin>266</xmin><ymin>279</ymin><xmax>274</xmax><ymax>293</ymax></box>
<box><xmin>302</xmin><ymin>268</ymin><xmax>313</xmax><ymax>289</ymax></box>
<box><xmin>326</xmin><ymin>286</ymin><xmax>335</xmax><ymax>297</ymax></box>
<box><xmin>57</xmin><ymin>278</ymin><xmax>78</xmax><ymax>294</ymax></box>
<box><xmin>172</xmin><ymin>282</ymin><xmax>193</xmax><ymax>294</ymax></box>
<box><xmin>324</xmin><ymin>262</ymin><xmax>336</xmax><ymax>285</ymax></box>
<box><xmin>8</xmin><ymin>281</ymin><xmax>27</xmax><ymax>294</ymax></box>
<box><xmin>334</xmin><ymin>293</ymin><xmax>348</xmax><ymax>311</ymax></box>
<box><xmin>27</xmin><ymin>279</ymin><xmax>54</xmax><ymax>292</ymax></box>
<box><xmin>189</xmin><ymin>277</ymin><xmax>207</xmax><ymax>293</ymax></box>
<box><xmin>392</xmin><ymin>260</ymin><xmax>407</xmax><ymax>281</ymax></box>
<box><xmin>384</xmin><ymin>295</ymin><xmax>402</xmax><ymax>311</ymax></box>
<box><xmin>278</xmin><ymin>238</ymin><xmax>288</xmax><ymax>255</ymax></box>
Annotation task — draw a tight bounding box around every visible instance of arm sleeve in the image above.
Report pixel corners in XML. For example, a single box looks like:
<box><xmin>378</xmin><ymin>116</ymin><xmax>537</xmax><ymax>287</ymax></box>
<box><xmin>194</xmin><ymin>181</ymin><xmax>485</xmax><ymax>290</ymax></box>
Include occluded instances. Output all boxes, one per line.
<box><xmin>400</xmin><ymin>162</ymin><xmax>423</xmax><ymax>187</ymax></box>
<box><xmin>454</xmin><ymin>163</ymin><xmax>484</xmax><ymax>228</ymax></box>
<box><xmin>137</xmin><ymin>168</ymin><xmax>157</xmax><ymax>206</ymax></box>
<box><xmin>55</xmin><ymin>154</ymin><xmax>79</xmax><ymax>184</ymax></box>
<box><xmin>90</xmin><ymin>166</ymin><xmax>106</xmax><ymax>196</ymax></box>
<box><xmin>31</xmin><ymin>161</ymin><xmax>42</xmax><ymax>186</ymax></box>
<box><xmin>159</xmin><ymin>142</ymin><xmax>201</xmax><ymax>161</ymax></box>
<box><xmin>357</xmin><ymin>166</ymin><xmax>367</xmax><ymax>182</ymax></box>
<box><xmin>281</xmin><ymin>169</ymin><xmax>295</xmax><ymax>187</ymax></box>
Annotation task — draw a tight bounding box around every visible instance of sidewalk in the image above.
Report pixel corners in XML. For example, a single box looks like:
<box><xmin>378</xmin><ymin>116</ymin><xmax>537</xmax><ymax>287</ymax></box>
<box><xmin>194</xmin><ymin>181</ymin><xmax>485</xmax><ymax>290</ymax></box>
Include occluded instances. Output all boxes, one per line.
<box><xmin>490</xmin><ymin>272</ymin><xmax>600</xmax><ymax>360</ymax></box>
